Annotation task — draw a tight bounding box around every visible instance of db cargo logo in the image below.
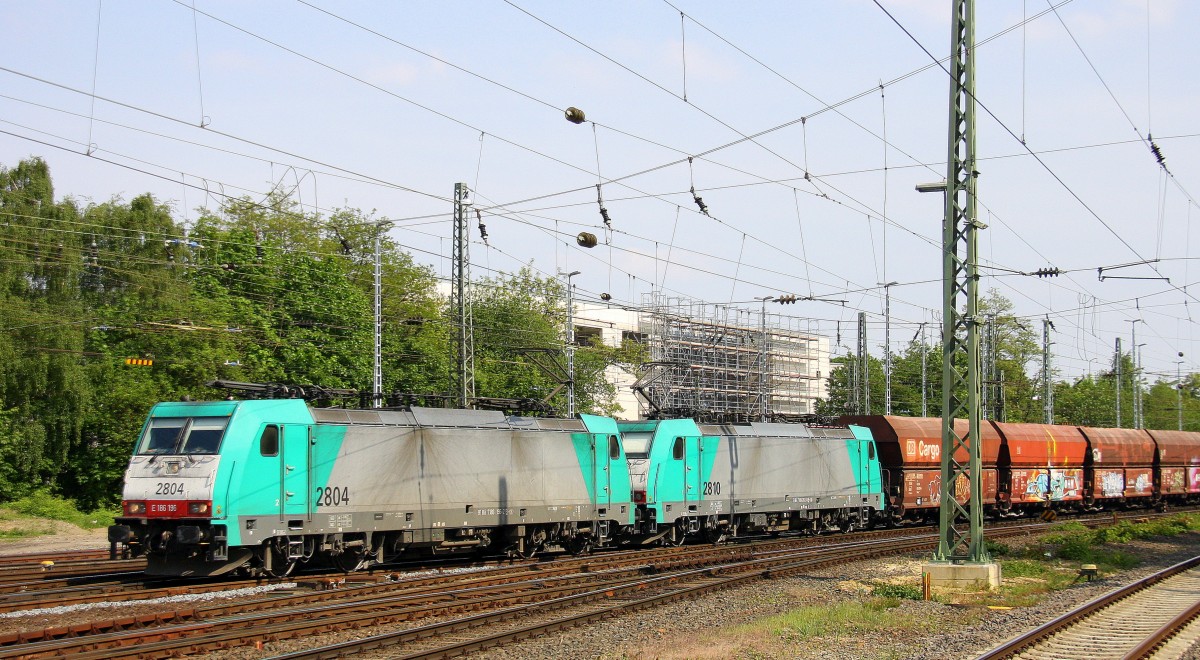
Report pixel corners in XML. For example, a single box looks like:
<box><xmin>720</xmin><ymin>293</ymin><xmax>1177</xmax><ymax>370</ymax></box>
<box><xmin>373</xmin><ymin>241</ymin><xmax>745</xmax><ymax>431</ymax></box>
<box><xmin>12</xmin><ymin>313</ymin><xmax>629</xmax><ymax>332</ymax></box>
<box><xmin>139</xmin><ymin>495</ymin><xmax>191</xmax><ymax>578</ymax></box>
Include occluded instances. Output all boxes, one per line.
<box><xmin>907</xmin><ymin>439</ymin><xmax>940</xmax><ymax>461</ymax></box>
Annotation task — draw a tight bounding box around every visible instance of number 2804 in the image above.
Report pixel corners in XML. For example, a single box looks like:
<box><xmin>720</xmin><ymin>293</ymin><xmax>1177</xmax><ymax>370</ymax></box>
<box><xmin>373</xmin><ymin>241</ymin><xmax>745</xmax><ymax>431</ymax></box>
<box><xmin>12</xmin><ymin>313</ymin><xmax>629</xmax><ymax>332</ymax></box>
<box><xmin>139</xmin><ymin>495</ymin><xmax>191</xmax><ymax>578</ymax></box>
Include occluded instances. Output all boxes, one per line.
<box><xmin>315</xmin><ymin>486</ymin><xmax>350</xmax><ymax>507</ymax></box>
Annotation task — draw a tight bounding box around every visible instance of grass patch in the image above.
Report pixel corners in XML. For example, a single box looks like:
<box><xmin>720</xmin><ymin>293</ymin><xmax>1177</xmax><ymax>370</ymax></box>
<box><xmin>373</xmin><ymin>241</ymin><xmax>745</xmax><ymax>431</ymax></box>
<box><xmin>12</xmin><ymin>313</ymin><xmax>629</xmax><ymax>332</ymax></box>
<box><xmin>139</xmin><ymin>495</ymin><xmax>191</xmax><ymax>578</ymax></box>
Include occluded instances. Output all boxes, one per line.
<box><xmin>961</xmin><ymin>513</ymin><xmax>1200</xmax><ymax>608</ymax></box>
<box><xmin>0</xmin><ymin>491</ymin><xmax>116</xmax><ymax>530</ymax></box>
<box><xmin>1036</xmin><ymin>513</ymin><xmax>1200</xmax><ymax>567</ymax></box>
<box><xmin>749</xmin><ymin>598</ymin><xmax>932</xmax><ymax>641</ymax></box>
<box><xmin>0</xmin><ymin>525</ymin><xmax>55</xmax><ymax>539</ymax></box>
<box><xmin>870</xmin><ymin>582</ymin><xmax>925</xmax><ymax>601</ymax></box>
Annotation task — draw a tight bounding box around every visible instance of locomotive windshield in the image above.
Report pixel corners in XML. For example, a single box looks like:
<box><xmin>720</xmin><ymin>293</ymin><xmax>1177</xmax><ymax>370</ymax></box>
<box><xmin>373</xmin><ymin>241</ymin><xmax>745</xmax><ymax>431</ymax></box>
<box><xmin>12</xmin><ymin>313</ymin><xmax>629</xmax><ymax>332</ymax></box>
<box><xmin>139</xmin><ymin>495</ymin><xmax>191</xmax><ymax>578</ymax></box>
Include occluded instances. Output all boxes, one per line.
<box><xmin>621</xmin><ymin>432</ymin><xmax>653</xmax><ymax>458</ymax></box>
<box><xmin>137</xmin><ymin>417</ymin><xmax>229</xmax><ymax>455</ymax></box>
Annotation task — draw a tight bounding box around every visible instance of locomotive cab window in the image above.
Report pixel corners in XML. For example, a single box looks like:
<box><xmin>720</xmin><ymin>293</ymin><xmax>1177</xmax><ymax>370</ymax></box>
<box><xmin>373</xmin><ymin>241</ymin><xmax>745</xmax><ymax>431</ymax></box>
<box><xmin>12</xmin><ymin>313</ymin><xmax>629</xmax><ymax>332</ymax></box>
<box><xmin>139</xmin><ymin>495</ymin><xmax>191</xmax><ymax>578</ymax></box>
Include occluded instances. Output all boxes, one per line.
<box><xmin>260</xmin><ymin>425</ymin><xmax>279</xmax><ymax>457</ymax></box>
<box><xmin>136</xmin><ymin>416</ymin><xmax>228</xmax><ymax>455</ymax></box>
<box><xmin>180</xmin><ymin>417</ymin><xmax>226</xmax><ymax>454</ymax></box>
<box><xmin>672</xmin><ymin>437</ymin><xmax>684</xmax><ymax>460</ymax></box>
<box><xmin>621</xmin><ymin>431</ymin><xmax>653</xmax><ymax>458</ymax></box>
<box><xmin>608</xmin><ymin>435</ymin><xmax>620</xmax><ymax>460</ymax></box>
<box><xmin>869</xmin><ymin>443</ymin><xmax>875</xmax><ymax>460</ymax></box>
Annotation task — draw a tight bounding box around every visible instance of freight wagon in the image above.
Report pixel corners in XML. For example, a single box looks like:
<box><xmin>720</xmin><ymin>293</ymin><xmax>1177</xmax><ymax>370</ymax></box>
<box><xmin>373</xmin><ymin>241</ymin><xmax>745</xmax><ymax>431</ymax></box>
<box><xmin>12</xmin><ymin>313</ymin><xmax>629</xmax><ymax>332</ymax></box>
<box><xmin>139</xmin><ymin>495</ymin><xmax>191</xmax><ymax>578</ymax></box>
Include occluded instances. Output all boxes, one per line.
<box><xmin>841</xmin><ymin>416</ymin><xmax>1000</xmax><ymax>524</ymax></box>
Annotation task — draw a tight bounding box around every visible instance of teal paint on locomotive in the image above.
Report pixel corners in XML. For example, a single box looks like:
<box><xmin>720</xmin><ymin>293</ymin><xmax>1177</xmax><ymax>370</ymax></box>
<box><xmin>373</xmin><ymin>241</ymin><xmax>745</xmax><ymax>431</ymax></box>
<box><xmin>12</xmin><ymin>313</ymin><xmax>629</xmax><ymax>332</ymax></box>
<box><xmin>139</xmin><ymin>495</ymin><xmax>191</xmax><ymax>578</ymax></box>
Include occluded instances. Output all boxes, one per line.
<box><xmin>625</xmin><ymin>420</ymin><xmax>884</xmax><ymax>539</ymax></box>
<box><xmin>578</xmin><ymin>414</ymin><xmax>636</xmax><ymax>525</ymax></box>
<box><xmin>616</xmin><ymin>418</ymin><xmax>717</xmax><ymax>528</ymax></box>
<box><xmin>846</xmin><ymin>424</ymin><xmax>884</xmax><ymax>496</ymax></box>
<box><xmin>110</xmin><ymin>399</ymin><xmax>328</xmax><ymax>574</ymax></box>
<box><xmin>112</xmin><ymin>402</ymin><xmax>637</xmax><ymax>574</ymax></box>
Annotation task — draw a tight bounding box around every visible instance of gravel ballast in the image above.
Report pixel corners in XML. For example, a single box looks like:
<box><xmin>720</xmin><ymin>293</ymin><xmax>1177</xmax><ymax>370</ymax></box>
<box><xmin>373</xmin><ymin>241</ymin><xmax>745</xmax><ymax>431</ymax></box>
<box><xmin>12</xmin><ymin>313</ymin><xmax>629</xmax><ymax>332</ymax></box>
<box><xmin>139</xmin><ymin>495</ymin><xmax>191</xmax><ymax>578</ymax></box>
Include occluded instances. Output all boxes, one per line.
<box><xmin>459</xmin><ymin>531</ymin><xmax>1200</xmax><ymax>660</ymax></box>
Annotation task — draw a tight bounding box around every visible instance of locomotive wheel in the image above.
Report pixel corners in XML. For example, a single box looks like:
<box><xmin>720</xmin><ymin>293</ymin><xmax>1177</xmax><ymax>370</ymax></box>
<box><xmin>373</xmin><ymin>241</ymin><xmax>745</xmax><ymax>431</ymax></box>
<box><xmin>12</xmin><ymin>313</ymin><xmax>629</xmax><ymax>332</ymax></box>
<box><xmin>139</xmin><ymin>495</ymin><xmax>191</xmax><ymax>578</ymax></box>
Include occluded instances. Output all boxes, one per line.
<box><xmin>566</xmin><ymin>536</ymin><xmax>592</xmax><ymax>556</ymax></box>
<box><xmin>514</xmin><ymin>528</ymin><xmax>547</xmax><ymax>559</ymax></box>
<box><xmin>332</xmin><ymin>548</ymin><xmax>363</xmax><ymax>573</ymax></box>
<box><xmin>665</xmin><ymin>520</ymin><xmax>689</xmax><ymax>546</ymax></box>
<box><xmin>702</xmin><ymin>517</ymin><xmax>726</xmax><ymax>544</ymax></box>
<box><xmin>264</xmin><ymin>544</ymin><xmax>298</xmax><ymax>578</ymax></box>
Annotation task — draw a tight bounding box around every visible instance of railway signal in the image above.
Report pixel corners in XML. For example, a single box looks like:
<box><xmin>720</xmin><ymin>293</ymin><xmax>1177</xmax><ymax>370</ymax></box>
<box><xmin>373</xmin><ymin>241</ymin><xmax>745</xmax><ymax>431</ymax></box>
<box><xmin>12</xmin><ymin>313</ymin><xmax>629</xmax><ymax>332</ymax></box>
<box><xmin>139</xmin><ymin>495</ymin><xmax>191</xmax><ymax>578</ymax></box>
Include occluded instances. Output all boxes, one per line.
<box><xmin>124</xmin><ymin>357</ymin><xmax>153</xmax><ymax>367</ymax></box>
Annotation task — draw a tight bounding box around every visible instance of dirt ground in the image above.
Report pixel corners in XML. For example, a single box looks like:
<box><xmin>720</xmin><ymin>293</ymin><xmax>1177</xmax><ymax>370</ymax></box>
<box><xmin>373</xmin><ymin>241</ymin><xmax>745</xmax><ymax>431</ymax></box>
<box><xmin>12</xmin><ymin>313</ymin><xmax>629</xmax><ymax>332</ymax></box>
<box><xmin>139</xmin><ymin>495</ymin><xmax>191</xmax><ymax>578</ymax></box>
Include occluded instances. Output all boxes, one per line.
<box><xmin>0</xmin><ymin>520</ymin><xmax>110</xmax><ymax>556</ymax></box>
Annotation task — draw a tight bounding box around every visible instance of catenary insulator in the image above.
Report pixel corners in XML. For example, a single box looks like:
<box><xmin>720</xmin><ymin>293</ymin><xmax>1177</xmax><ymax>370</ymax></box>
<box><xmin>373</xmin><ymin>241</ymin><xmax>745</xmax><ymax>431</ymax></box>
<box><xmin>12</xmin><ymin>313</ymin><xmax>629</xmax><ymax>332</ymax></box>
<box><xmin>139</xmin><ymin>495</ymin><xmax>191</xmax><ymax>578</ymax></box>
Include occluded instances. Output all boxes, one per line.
<box><xmin>564</xmin><ymin>107</ymin><xmax>586</xmax><ymax>124</ymax></box>
<box><xmin>576</xmin><ymin>232</ymin><xmax>598</xmax><ymax>248</ymax></box>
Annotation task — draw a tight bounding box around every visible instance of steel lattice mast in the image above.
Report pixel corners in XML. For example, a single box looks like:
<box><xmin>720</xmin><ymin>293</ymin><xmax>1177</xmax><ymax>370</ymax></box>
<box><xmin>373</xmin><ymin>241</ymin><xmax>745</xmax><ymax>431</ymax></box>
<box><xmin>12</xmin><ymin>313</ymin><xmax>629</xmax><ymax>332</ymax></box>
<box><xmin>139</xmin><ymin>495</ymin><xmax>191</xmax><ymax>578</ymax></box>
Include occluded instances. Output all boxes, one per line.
<box><xmin>452</xmin><ymin>183</ymin><xmax>476</xmax><ymax>409</ymax></box>
<box><xmin>936</xmin><ymin>0</ymin><xmax>988</xmax><ymax>563</ymax></box>
<box><xmin>373</xmin><ymin>227</ymin><xmax>383</xmax><ymax>408</ymax></box>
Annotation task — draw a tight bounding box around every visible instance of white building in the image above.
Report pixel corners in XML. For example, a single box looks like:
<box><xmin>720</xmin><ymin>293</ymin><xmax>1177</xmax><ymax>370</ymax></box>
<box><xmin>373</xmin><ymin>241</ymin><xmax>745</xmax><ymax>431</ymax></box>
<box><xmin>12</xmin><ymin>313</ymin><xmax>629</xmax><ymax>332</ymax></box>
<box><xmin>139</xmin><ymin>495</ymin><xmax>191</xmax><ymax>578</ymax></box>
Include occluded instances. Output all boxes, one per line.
<box><xmin>573</xmin><ymin>298</ymin><xmax>831</xmax><ymax>421</ymax></box>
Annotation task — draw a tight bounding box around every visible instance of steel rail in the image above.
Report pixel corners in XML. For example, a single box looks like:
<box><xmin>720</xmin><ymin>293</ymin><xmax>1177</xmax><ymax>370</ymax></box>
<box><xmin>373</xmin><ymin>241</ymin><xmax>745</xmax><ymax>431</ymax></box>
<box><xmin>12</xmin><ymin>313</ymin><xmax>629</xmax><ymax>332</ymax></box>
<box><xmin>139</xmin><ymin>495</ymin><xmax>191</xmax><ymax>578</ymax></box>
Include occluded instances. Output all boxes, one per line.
<box><xmin>977</xmin><ymin>555</ymin><xmax>1200</xmax><ymax>660</ymax></box>
<box><xmin>2</xmin><ymin>535</ymin><xmax>935</xmax><ymax>659</ymax></box>
<box><xmin>1121</xmin><ymin>598</ymin><xmax>1200</xmax><ymax>659</ymax></box>
<box><xmin>273</xmin><ymin>536</ymin><xmax>938</xmax><ymax>659</ymax></box>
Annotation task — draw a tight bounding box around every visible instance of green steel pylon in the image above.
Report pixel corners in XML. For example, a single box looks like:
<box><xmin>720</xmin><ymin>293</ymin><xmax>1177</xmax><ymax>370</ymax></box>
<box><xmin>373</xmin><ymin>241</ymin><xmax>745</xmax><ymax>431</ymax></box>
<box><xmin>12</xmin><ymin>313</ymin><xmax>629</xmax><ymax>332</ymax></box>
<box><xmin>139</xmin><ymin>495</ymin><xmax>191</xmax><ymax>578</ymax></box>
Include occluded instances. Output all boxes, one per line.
<box><xmin>936</xmin><ymin>0</ymin><xmax>989</xmax><ymax>564</ymax></box>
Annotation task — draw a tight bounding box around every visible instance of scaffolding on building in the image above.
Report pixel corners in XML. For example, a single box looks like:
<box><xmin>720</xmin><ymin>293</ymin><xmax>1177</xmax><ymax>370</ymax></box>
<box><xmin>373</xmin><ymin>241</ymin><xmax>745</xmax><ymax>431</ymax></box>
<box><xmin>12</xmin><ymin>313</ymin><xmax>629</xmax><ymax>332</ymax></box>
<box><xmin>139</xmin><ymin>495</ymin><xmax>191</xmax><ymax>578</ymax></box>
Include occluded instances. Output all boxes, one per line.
<box><xmin>632</xmin><ymin>292</ymin><xmax>826</xmax><ymax>422</ymax></box>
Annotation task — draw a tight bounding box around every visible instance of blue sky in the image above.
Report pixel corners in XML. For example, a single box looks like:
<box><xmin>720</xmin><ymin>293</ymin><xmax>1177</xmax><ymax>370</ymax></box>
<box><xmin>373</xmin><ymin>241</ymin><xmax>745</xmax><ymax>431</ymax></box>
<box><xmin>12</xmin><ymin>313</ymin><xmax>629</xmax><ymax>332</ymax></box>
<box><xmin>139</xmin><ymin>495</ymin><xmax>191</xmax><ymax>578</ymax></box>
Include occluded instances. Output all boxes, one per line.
<box><xmin>2</xmin><ymin>1</ymin><xmax>1197</xmax><ymax>385</ymax></box>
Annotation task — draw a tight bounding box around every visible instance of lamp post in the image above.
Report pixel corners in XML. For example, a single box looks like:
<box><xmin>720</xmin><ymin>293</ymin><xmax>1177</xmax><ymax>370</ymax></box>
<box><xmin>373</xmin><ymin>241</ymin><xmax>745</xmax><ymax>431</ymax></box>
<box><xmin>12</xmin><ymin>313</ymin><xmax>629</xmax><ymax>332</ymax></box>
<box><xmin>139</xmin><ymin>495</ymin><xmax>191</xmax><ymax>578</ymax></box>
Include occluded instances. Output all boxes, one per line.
<box><xmin>881</xmin><ymin>282</ymin><xmax>899</xmax><ymax>415</ymax></box>
<box><xmin>372</xmin><ymin>220</ymin><xmax>394</xmax><ymax>409</ymax></box>
<box><xmin>1126</xmin><ymin>319</ymin><xmax>1141</xmax><ymax>429</ymax></box>
<box><xmin>564</xmin><ymin>271</ymin><xmax>581</xmax><ymax>417</ymax></box>
<box><xmin>1177</xmin><ymin>353</ymin><xmax>1185</xmax><ymax>431</ymax></box>
<box><xmin>1136</xmin><ymin>343</ymin><xmax>1146</xmax><ymax>429</ymax></box>
<box><xmin>755</xmin><ymin>296</ymin><xmax>775</xmax><ymax>422</ymax></box>
<box><xmin>920</xmin><ymin>322</ymin><xmax>928</xmax><ymax>417</ymax></box>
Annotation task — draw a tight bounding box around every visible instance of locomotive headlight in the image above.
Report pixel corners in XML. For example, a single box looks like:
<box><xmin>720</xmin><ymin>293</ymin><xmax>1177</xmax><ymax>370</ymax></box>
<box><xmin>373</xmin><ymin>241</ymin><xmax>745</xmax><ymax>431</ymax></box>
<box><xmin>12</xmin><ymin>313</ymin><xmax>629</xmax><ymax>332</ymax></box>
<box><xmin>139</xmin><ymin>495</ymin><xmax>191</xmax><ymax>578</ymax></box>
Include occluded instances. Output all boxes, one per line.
<box><xmin>188</xmin><ymin>501</ymin><xmax>211</xmax><ymax>515</ymax></box>
<box><xmin>124</xmin><ymin>501</ymin><xmax>147</xmax><ymax>515</ymax></box>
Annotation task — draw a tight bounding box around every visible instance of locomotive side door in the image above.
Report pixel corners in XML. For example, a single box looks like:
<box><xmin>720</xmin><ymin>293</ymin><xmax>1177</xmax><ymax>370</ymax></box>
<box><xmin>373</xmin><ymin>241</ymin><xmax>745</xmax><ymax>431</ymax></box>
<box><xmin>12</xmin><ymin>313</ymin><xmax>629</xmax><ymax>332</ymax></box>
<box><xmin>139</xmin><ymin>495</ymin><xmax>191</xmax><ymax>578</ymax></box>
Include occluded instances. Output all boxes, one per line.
<box><xmin>280</xmin><ymin>424</ymin><xmax>310</xmax><ymax>520</ymax></box>
<box><xmin>597</xmin><ymin>434</ymin><xmax>616</xmax><ymax>511</ymax></box>
<box><xmin>677</xmin><ymin>435</ymin><xmax>702</xmax><ymax>514</ymax></box>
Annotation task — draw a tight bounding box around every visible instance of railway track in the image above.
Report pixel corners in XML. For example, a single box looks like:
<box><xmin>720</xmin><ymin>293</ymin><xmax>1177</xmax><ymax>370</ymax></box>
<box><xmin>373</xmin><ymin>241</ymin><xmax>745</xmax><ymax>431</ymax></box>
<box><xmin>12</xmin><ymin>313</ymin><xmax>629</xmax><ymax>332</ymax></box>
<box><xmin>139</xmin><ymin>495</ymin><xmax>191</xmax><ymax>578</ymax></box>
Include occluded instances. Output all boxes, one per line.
<box><xmin>0</xmin><ymin>523</ymin><xmax>923</xmax><ymax>617</ymax></box>
<box><xmin>0</xmin><ymin>510</ymin><xmax>1189</xmax><ymax>658</ymax></box>
<box><xmin>0</xmin><ymin>530</ymin><xmax>941</xmax><ymax>658</ymax></box>
<box><xmin>0</xmin><ymin>549</ymin><xmax>112</xmax><ymax>568</ymax></box>
<box><xmin>978</xmin><ymin>555</ymin><xmax>1200</xmax><ymax>660</ymax></box>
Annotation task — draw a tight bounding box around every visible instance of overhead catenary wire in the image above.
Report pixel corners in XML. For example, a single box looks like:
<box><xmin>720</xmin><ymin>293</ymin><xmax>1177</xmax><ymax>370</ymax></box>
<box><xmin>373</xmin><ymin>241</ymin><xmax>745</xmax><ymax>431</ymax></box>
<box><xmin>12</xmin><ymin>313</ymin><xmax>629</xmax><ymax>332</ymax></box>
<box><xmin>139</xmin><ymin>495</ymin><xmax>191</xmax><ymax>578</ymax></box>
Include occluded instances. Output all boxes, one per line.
<box><xmin>7</xmin><ymin>3</ymin><xmax>1190</xmax><ymax>376</ymax></box>
<box><xmin>872</xmin><ymin>0</ymin><xmax>1199</xmax><ymax>310</ymax></box>
<box><xmin>2</xmin><ymin>115</ymin><xmax>1180</xmax><ymax>372</ymax></box>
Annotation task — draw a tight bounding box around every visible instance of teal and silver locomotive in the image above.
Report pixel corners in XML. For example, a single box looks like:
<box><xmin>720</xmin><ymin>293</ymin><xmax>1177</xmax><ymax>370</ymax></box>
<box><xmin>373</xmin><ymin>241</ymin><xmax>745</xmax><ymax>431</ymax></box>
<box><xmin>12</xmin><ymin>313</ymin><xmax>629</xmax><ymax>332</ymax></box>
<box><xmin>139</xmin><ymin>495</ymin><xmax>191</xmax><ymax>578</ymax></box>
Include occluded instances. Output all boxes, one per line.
<box><xmin>620</xmin><ymin>419</ymin><xmax>883</xmax><ymax>544</ymax></box>
<box><xmin>108</xmin><ymin>400</ymin><xmax>632</xmax><ymax>576</ymax></box>
<box><xmin>109</xmin><ymin>398</ymin><xmax>884</xmax><ymax>576</ymax></box>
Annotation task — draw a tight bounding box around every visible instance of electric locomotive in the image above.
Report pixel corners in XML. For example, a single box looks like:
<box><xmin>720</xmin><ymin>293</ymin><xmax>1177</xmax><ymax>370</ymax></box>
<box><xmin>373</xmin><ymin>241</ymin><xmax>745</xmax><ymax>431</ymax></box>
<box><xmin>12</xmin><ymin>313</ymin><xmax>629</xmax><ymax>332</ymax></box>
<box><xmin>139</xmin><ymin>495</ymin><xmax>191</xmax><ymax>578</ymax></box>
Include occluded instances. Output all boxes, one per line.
<box><xmin>621</xmin><ymin>418</ymin><xmax>884</xmax><ymax>543</ymax></box>
<box><xmin>108</xmin><ymin>400</ymin><xmax>633</xmax><ymax>576</ymax></box>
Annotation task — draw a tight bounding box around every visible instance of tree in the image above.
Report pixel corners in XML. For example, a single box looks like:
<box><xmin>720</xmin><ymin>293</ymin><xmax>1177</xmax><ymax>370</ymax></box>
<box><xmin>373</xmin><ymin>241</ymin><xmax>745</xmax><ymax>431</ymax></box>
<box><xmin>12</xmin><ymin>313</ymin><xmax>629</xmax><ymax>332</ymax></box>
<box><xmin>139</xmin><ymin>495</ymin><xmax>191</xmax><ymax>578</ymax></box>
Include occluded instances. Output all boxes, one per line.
<box><xmin>0</xmin><ymin>158</ymin><xmax>90</xmax><ymax>497</ymax></box>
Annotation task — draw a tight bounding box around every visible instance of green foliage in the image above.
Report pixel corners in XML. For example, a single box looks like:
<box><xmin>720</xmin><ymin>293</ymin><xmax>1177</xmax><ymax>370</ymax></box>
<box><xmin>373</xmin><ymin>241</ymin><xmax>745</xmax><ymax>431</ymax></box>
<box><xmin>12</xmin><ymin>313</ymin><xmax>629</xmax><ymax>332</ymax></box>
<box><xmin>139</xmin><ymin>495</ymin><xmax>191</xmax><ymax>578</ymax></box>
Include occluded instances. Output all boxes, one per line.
<box><xmin>1032</xmin><ymin>515</ymin><xmax>1198</xmax><ymax>568</ymax></box>
<box><xmin>1000</xmin><ymin>558</ymin><xmax>1055</xmax><ymax>578</ymax></box>
<box><xmin>1041</xmin><ymin>522</ymin><xmax>1096</xmax><ymax>560</ymax></box>
<box><xmin>750</xmin><ymin>598</ymin><xmax>932</xmax><ymax>642</ymax></box>
<box><xmin>0</xmin><ymin>158</ymin><xmax>637</xmax><ymax>510</ymax></box>
<box><xmin>870</xmin><ymin>582</ymin><xmax>924</xmax><ymax>601</ymax></box>
<box><xmin>4</xmin><ymin>490</ymin><xmax>116</xmax><ymax>528</ymax></box>
<box><xmin>984</xmin><ymin>539</ymin><xmax>1011</xmax><ymax>557</ymax></box>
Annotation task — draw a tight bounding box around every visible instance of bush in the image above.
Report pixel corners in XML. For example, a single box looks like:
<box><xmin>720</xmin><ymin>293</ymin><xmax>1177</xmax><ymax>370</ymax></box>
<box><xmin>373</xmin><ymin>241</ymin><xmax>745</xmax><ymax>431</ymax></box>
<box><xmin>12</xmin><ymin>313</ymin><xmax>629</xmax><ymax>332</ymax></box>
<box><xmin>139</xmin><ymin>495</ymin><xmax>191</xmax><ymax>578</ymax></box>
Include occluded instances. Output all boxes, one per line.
<box><xmin>871</xmin><ymin>583</ymin><xmax>924</xmax><ymax>601</ymax></box>
<box><xmin>4</xmin><ymin>490</ymin><xmax>116</xmax><ymax>529</ymax></box>
<box><xmin>985</xmin><ymin>539</ymin><xmax>1010</xmax><ymax>557</ymax></box>
<box><xmin>1001</xmin><ymin>559</ymin><xmax>1055</xmax><ymax>578</ymax></box>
